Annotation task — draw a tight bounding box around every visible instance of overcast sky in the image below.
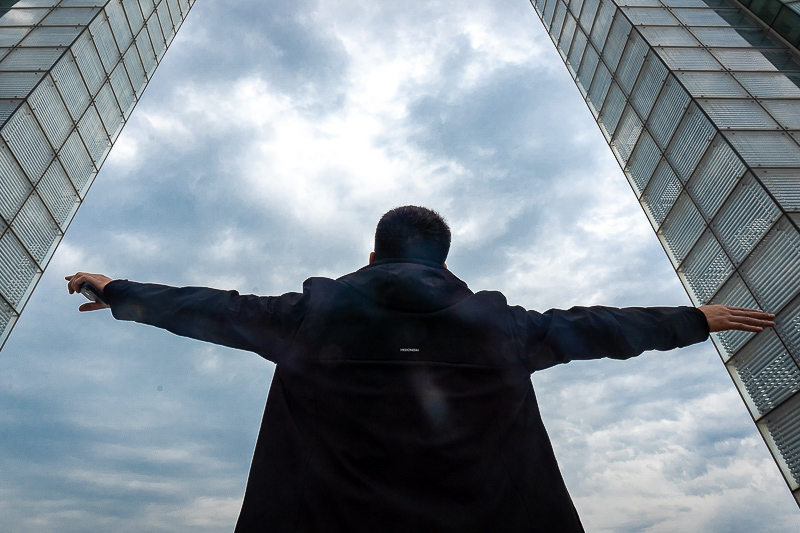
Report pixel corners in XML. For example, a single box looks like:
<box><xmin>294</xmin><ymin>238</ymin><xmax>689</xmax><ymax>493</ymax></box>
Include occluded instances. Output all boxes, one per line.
<box><xmin>1</xmin><ymin>0</ymin><xmax>798</xmax><ymax>531</ymax></box>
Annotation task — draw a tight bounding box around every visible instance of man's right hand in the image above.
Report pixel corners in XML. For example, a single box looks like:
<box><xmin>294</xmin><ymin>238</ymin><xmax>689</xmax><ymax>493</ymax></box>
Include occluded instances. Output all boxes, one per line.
<box><xmin>698</xmin><ymin>304</ymin><xmax>775</xmax><ymax>333</ymax></box>
<box><xmin>66</xmin><ymin>272</ymin><xmax>113</xmax><ymax>312</ymax></box>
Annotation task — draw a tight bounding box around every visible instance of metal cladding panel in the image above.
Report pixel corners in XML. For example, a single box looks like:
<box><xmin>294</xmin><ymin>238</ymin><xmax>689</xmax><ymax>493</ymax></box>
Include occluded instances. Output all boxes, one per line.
<box><xmin>0</xmin><ymin>0</ymin><xmax>196</xmax><ymax>351</ymax></box>
<box><xmin>529</xmin><ymin>0</ymin><xmax>800</xmax><ymax>504</ymax></box>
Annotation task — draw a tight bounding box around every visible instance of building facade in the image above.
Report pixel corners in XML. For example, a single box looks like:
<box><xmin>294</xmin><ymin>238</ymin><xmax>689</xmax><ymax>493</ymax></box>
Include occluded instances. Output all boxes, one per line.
<box><xmin>0</xmin><ymin>0</ymin><xmax>194</xmax><ymax>349</ymax></box>
<box><xmin>528</xmin><ymin>0</ymin><xmax>800</xmax><ymax>505</ymax></box>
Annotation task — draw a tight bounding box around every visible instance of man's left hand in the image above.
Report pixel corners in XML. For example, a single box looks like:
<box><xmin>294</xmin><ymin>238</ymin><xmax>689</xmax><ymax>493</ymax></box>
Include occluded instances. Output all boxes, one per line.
<box><xmin>699</xmin><ymin>304</ymin><xmax>775</xmax><ymax>333</ymax></box>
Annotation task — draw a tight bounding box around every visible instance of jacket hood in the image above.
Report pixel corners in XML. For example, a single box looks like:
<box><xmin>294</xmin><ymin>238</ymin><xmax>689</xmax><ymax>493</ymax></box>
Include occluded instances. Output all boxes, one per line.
<box><xmin>337</xmin><ymin>258</ymin><xmax>473</xmax><ymax>313</ymax></box>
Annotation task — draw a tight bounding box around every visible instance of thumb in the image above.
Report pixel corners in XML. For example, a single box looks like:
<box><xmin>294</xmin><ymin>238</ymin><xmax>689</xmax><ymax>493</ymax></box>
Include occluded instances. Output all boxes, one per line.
<box><xmin>79</xmin><ymin>302</ymin><xmax>110</xmax><ymax>312</ymax></box>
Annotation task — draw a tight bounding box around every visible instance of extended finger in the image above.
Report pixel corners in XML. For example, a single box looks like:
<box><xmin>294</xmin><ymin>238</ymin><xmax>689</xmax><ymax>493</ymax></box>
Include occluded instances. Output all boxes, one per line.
<box><xmin>725</xmin><ymin>306</ymin><xmax>774</xmax><ymax>318</ymax></box>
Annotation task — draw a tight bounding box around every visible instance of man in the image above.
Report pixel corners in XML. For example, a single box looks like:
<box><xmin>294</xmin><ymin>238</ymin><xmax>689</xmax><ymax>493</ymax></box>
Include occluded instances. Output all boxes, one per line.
<box><xmin>67</xmin><ymin>206</ymin><xmax>774</xmax><ymax>532</ymax></box>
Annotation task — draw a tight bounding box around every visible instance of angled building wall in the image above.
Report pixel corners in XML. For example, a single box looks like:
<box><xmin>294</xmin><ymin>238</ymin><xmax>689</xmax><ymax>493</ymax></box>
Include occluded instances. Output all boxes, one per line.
<box><xmin>0</xmin><ymin>0</ymin><xmax>194</xmax><ymax>350</ymax></box>
<box><xmin>528</xmin><ymin>0</ymin><xmax>800</xmax><ymax>505</ymax></box>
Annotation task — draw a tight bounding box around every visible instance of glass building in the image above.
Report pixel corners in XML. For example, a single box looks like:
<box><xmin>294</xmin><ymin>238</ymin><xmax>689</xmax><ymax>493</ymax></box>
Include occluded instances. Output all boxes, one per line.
<box><xmin>0</xmin><ymin>0</ymin><xmax>193</xmax><ymax>349</ymax></box>
<box><xmin>527</xmin><ymin>0</ymin><xmax>800</xmax><ymax>505</ymax></box>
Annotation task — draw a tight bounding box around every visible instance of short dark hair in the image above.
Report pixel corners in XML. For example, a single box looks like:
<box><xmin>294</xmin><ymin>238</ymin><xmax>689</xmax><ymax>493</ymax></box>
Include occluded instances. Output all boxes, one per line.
<box><xmin>374</xmin><ymin>206</ymin><xmax>451</xmax><ymax>264</ymax></box>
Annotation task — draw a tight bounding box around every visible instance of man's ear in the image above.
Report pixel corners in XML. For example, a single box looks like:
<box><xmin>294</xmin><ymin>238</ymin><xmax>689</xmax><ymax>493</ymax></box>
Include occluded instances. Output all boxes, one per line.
<box><xmin>443</xmin><ymin>263</ymin><xmax>447</xmax><ymax>270</ymax></box>
<box><xmin>369</xmin><ymin>251</ymin><xmax>377</xmax><ymax>265</ymax></box>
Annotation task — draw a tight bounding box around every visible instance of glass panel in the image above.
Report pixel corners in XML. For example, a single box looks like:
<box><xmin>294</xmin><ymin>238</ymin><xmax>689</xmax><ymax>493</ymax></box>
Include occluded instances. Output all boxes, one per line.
<box><xmin>761</xmin><ymin>100</ymin><xmax>800</xmax><ymax>130</ymax></box>
<box><xmin>559</xmin><ymin>13</ymin><xmax>577</xmax><ymax>60</ymax></box>
<box><xmin>691</xmin><ymin>27</ymin><xmax>772</xmax><ymax>47</ymax></box>
<box><xmin>0</xmin><ymin>9</ymin><xmax>48</xmax><ymax>26</ymax></box>
<box><xmin>122</xmin><ymin>0</ymin><xmax>144</xmax><ymax>30</ymax></box>
<box><xmin>733</xmin><ymin>72</ymin><xmax>800</xmax><ymax>98</ymax></box>
<box><xmin>687</xmin><ymin>134</ymin><xmax>746</xmax><ymax>220</ymax></box>
<box><xmin>578</xmin><ymin>0</ymin><xmax>600</xmax><ymax>32</ymax></box>
<box><xmin>647</xmin><ymin>75</ymin><xmax>690</xmax><ymax>149</ymax></box>
<box><xmin>0</xmin><ymin>71</ymin><xmax>43</xmax><ymax>98</ymax></box>
<box><xmin>28</xmin><ymin>74</ymin><xmax>71</xmax><ymax>149</ymax></box>
<box><xmin>146</xmin><ymin>9</ymin><xmax>166</xmax><ymax>60</ymax></box>
<box><xmin>11</xmin><ymin>192</ymin><xmax>59</xmax><ymax>264</ymax></box>
<box><xmin>710</xmin><ymin>273</ymin><xmax>759</xmax><ymax>360</ymax></box>
<box><xmin>638</xmin><ymin>26</ymin><xmax>698</xmax><ymax>47</ymax></box>
<box><xmin>756</xmin><ymin>169</ymin><xmax>800</xmax><ymax>211</ymax></box>
<box><xmin>616</xmin><ymin>31</ymin><xmax>648</xmax><ymax>96</ymax></box>
<box><xmin>21</xmin><ymin>26</ymin><xmax>81</xmax><ymax>46</ymax></box>
<box><xmin>658</xmin><ymin>191</ymin><xmax>704</xmax><ymax>266</ymax></box>
<box><xmin>625</xmin><ymin>129</ymin><xmax>660</xmax><ymax>195</ymax></box>
<box><xmin>621</xmin><ymin>6</ymin><xmax>680</xmax><ymax>24</ymax></box>
<box><xmin>657</xmin><ymin>47</ymin><xmax>723</xmax><ymax>71</ymax></box>
<box><xmin>611</xmin><ymin>104</ymin><xmax>643</xmax><ymax>164</ymax></box>
<box><xmin>699</xmin><ymin>98</ymin><xmax>778</xmax><ymax>130</ymax></box>
<box><xmin>543</xmin><ymin>0</ymin><xmax>558</xmax><ymax>26</ymax></box>
<box><xmin>123</xmin><ymin>44</ymin><xmax>146</xmax><ymax>96</ymax></box>
<box><xmin>77</xmin><ymin>103</ymin><xmax>110</xmax><ymax>164</ymax></box>
<box><xmin>0</xmin><ymin>27</ymin><xmax>30</xmax><ymax>47</ymax></box>
<box><xmin>2</xmin><ymin>102</ymin><xmax>54</xmax><ymax>181</ymax></box>
<box><xmin>673</xmin><ymin>7</ymin><xmax>731</xmax><ymax>25</ymax></box>
<box><xmin>741</xmin><ymin>217</ymin><xmax>800</xmax><ymax>313</ymax></box>
<box><xmin>166</xmin><ymin>0</ymin><xmax>183</xmax><ymax>28</ymax></box>
<box><xmin>589</xmin><ymin>0</ymin><xmax>616</xmax><ymax>50</ymax></box>
<box><xmin>630</xmin><ymin>52</ymin><xmax>666</xmax><ymax>120</ymax></box>
<box><xmin>762</xmin><ymin>393</ymin><xmax>800</xmax><ymax>487</ymax></box>
<box><xmin>41</xmin><ymin>7</ymin><xmax>99</xmax><ymax>25</ymax></box>
<box><xmin>678</xmin><ymin>230</ymin><xmax>734</xmax><ymax>305</ymax></box>
<box><xmin>567</xmin><ymin>29</ymin><xmax>588</xmax><ymax>76</ymax></box>
<box><xmin>749</xmin><ymin>0</ymin><xmax>783</xmax><ymax>25</ymax></box>
<box><xmin>712</xmin><ymin>173</ymin><xmax>782</xmax><ymax>264</ymax></box>
<box><xmin>156</xmin><ymin>0</ymin><xmax>173</xmax><ymax>43</ymax></box>
<box><xmin>0</xmin><ymin>46</ymin><xmax>64</xmax><ymax>71</ymax></box>
<box><xmin>58</xmin><ymin>130</ymin><xmax>95</xmax><ymax>197</ymax></box>
<box><xmin>135</xmin><ymin>26</ymin><xmax>156</xmax><ymax>77</ymax></box>
<box><xmin>0</xmin><ymin>98</ymin><xmax>22</xmax><ymax>124</ymax></box>
<box><xmin>725</xmin><ymin>131</ymin><xmax>800</xmax><ymax>167</ymax></box>
<box><xmin>774</xmin><ymin>7</ymin><xmax>800</xmax><ymax>49</ymax></box>
<box><xmin>0</xmin><ymin>230</ymin><xmax>40</xmax><ymax>309</ymax></box>
<box><xmin>89</xmin><ymin>13</ymin><xmax>120</xmax><ymax>71</ymax></box>
<box><xmin>777</xmin><ymin>293</ymin><xmax>800</xmax><ymax>368</ymax></box>
<box><xmin>587</xmin><ymin>61</ymin><xmax>611</xmax><ymax>117</ymax></box>
<box><xmin>106</xmin><ymin>0</ymin><xmax>132</xmax><ymax>52</ymax></box>
<box><xmin>0</xmin><ymin>139</ymin><xmax>33</xmax><ymax>220</ymax></box>
<box><xmin>72</xmin><ymin>30</ymin><xmax>105</xmax><ymax>97</ymax></box>
<box><xmin>712</xmin><ymin>49</ymin><xmax>779</xmax><ymax>71</ymax></box>
<box><xmin>569</xmin><ymin>0</ymin><xmax>585</xmax><ymax>19</ymax></box>
<box><xmin>602</xmin><ymin>12</ymin><xmax>631</xmax><ymax>72</ymax></box>
<box><xmin>666</xmin><ymin>103</ymin><xmax>716</xmax><ymax>182</ymax></box>
<box><xmin>716</xmin><ymin>9</ymin><xmax>760</xmax><ymax>27</ymax></box>
<box><xmin>0</xmin><ymin>298</ymin><xmax>17</xmax><ymax>347</ymax></box>
<box><xmin>598</xmin><ymin>82</ymin><xmax>625</xmax><ymax>139</ymax></box>
<box><xmin>51</xmin><ymin>52</ymin><xmax>90</xmax><ymax>122</ymax></box>
<box><xmin>576</xmin><ymin>44</ymin><xmax>598</xmax><ymax>96</ymax></box>
<box><xmin>109</xmin><ymin>60</ymin><xmax>135</xmax><ymax>117</ymax></box>
<box><xmin>94</xmin><ymin>81</ymin><xmax>123</xmax><ymax>141</ymax></box>
<box><xmin>730</xmin><ymin>330</ymin><xmax>799</xmax><ymax>416</ymax></box>
<box><xmin>36</xmin><ymin>160</ymin><xmax>78</xmax><ymax>229</ymax></box>
<box><xmin>642</xmin><ymin>158</ymin><xmax>681</xmax><ymax>227</ymax></box>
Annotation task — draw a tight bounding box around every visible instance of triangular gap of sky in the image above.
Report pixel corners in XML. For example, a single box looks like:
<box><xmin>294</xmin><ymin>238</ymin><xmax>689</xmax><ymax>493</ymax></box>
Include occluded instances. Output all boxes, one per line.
<box><xmin>0</xmin><ymin>1</ymin><xmax>797</xmax><ymax>531</ymax></box>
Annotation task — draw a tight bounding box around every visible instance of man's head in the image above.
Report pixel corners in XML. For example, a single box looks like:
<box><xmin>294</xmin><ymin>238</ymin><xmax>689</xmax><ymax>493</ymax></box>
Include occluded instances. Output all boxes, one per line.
<box><xmin>372</xmin><ymin>206</ymin><xmax>451</xmax><ymax>265</ymax></box>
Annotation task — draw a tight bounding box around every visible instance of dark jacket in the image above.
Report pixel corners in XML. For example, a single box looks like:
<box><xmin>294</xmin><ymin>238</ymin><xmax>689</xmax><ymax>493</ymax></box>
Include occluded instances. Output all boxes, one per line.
<box><xmin>104</xmin><ymin>258</ymin><xmax>709</xmax><ymax>532</ymax></box>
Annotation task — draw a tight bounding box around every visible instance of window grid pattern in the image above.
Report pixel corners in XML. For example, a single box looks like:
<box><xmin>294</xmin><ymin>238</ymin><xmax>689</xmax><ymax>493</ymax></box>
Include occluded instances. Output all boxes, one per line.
<box><xmin>530</xmin><ymin>0</ymin><xmax>800</xmax><ymax>500</ymax></box>
<box><xmin>0</xmin><ymin>0</ymin><xmax>195</xmax><ymax>350</ymax></box>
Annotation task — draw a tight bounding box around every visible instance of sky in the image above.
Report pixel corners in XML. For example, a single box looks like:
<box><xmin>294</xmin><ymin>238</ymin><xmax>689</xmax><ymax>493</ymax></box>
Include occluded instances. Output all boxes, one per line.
<box><xmin>1</xmin><ymin>0</ymin><xmax>799</xmax><ymax>531</ymax></box>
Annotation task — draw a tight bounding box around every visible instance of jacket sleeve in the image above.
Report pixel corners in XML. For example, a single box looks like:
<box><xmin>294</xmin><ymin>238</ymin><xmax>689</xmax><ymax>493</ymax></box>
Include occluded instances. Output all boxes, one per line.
<box><xmin>103</xmin><ymin>279</ymin><xmax>309</xmax><ymax>362</ymax></box>
<box><xmin>515</xmin><ymin>305</ymin><xmax>710</xmax><ymax>373</ymax></box>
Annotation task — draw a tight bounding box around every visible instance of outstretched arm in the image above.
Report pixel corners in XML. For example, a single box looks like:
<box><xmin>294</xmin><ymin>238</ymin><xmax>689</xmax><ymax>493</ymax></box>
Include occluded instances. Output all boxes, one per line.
<box><xmin>698</xmin><ymin>304</ymin><xmax>775</xmax><ymax>333</ymax></box>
